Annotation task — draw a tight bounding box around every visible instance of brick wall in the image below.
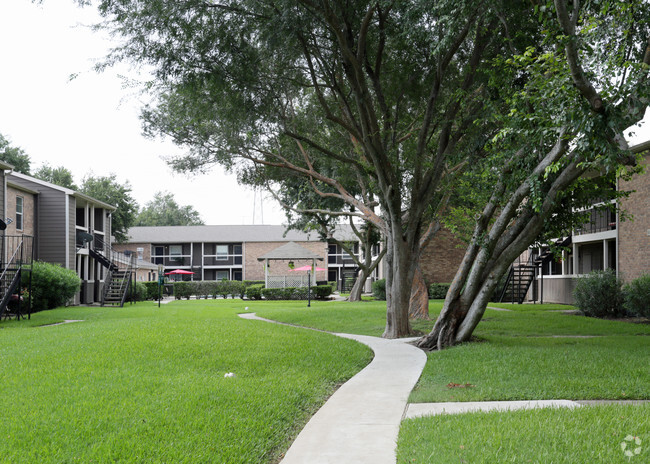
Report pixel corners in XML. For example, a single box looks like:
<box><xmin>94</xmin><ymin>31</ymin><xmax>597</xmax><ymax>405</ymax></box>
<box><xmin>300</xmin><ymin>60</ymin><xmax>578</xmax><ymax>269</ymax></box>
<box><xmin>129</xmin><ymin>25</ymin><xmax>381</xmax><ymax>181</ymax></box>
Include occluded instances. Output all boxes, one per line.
<box><xmin>618</xmin><ymin>152</ymin><xmax>650</xmax><ymax>282</ymax></box>
<box><xmin>419</xmin><ymin>227</ymin><xmax>466</xmax><ymax>284</ymax></box>
<box><xmin>244</xmin><ymin>241</ymin><xmax>328</xmax><ymax>281</ymax></box>
<box><xmin>6</xmin><ymin>186</ymin><xmax>35</xmax><ymax>236</ymax></box>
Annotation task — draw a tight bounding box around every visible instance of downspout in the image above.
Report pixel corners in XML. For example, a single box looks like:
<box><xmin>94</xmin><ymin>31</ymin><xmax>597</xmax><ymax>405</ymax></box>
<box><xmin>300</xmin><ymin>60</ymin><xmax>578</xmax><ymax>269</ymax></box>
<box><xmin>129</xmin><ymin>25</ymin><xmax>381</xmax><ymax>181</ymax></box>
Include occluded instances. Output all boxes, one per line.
<box><xmin>65</xmin><ymin>194</ymin><xmax>70</xmax><ymax>269</ymax></box>
<box><xmin>614</xmin><ymin>178</ymin><xmax>621</xmax><ymax>278</ymax></box>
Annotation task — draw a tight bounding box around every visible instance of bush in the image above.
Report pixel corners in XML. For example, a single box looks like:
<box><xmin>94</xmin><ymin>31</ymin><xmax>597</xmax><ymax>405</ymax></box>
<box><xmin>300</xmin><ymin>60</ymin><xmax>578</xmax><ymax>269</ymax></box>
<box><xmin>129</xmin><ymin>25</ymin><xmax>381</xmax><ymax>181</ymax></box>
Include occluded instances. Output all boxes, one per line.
<box><xmin>261</xmin><ymin>287</ymin><xmax>317</xmax><ymax>300</ymax></box>
<box><xmin>623</xmin><ymin>274</ymin><xmax>650</xmax><ymax>317</ymax></box>
<box><xmin>246</xmin><ymin>284</ymin><xmax>264</xmax><ymax>300</ymax></box>
<box><xmin>243</xmin><ymin>280</ymin><xmax>265</xmax><ymax>288</ymax></box>
<box><xmin>230</xmin><ymin>281</ymin><xmax>245</xmax><ymax>299</ymax></box>
<box><xmin>131</xmin><ymin>282</ymin><xmax>148</xmax><ymax>301</ymax></box>
<box><xmin>429</xmin><ymin>283</ymin><xmax>450</xmax><ymax>299</ymax></box>
<box><xmin>573</xmin><ymin>269</ymin><xmax>625</xmax><ymax>318</ymax></box>
<box><xmin>142</xmin><ymin>281</ymin><xmax>160</xmax><ymax>300</ymax></box>
<box><xmin>174</xmin><ymin>281</ymin><xmax>193</xmax><ymax>300</ymax></box>
<box><xmin>314</xmin><ymin>285</ymin><xmax>333</xmax><ymax>300</ymax></box>
<box><xmin>194</xmin><ymin>281</ymin><xmax>212</xmax><ymax>299</ymax></box>
<box><xmin>30</xmin><ymin>261</ymin><xmax>81</xmax><ymax>311</ymax></box>
<box><xmin>372</xmin><ymin>279</ymin><xmax>386</xmax><ymax>300</ymax></box>
<box><xmin>328</xmin><ymin>281</ymin><xmax>338</xmax><ymax>292</ymax></box>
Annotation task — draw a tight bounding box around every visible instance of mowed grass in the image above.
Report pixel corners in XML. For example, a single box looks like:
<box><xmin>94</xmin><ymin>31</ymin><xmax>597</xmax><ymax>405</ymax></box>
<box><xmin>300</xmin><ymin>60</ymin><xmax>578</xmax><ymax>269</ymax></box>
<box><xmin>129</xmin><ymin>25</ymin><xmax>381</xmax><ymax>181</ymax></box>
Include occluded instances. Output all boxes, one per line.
<box><xmin>0</xmin><ymin>300</ymin><xmax>372</xmax><ymax>463</ymax></box>
<box><xmin>253</xmin><ymin>299</ymin><xmax>443</xmax><ymax>336</ymax></box>
<box><xmin>398</xmin><ymin>404</ymin><xmax>650</xmax><ymax>463</ymax></box>
<box><xmin>411</xmin><ymin>304</ymin><xmax>650</xmax><ymax>402</ymax></box>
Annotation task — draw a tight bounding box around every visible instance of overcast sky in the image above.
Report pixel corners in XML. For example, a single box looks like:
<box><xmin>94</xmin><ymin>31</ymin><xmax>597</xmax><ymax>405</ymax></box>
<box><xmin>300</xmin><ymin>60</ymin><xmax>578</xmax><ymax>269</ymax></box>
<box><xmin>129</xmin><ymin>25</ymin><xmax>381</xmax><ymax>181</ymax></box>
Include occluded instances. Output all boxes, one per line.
<box><xmin>1</xmin><ymin>2</ymin><xmax>648</xmax><ymax>226</ymax></box>
<box><xmin>0</xmin><ymin>1</ymin><xmax>286</xmax><ymax>225</ymax></box>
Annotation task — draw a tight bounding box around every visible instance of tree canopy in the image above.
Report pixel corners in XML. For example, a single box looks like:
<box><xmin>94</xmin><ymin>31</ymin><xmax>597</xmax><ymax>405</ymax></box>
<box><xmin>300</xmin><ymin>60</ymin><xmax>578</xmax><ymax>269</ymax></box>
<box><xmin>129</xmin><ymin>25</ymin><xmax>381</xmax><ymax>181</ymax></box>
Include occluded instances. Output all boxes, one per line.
<box><xmin>136</xmin><ymin>191</ymin><xmax>204</xmax><ymax>226</ymax></box>
<box><xmin>33</xmin><ymin>164</ymin><xmax>78</xmax><ymax>190</ymax></box>
<box><xmin>81</xmin><ymin>0</ymin><xmax>649</xmax><ymax>340</ymax></box>
<box><xmin>80</xmin><ymin>174</ymin><xmax>138</xmax><ymax>243</ymax></box>
<box><xmin>0</xmin><ymin>133</ymin><xmax>31</xmax><ymax>174</ymax></box>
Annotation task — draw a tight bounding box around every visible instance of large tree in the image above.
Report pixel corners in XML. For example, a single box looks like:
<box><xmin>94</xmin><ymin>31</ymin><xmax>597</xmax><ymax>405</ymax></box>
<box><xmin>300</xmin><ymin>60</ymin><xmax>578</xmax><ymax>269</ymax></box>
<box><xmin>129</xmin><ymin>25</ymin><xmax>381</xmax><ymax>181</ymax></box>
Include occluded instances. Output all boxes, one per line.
<box><xmin>83</xmin><ymin>0</ymin><xmax>648</xmax><ymax>340</ymax></box>
<box><xmin>80</xmin><ymin>174</ymin><xmax>138</xmax><ymax>243</ymax></box>
<box><xmin>88</xmin><ymin>0</ymin><xmax>505</xmax><ymax>337</ymax></box>
<box><xmin>33</xmin><ymin>164</ymin><xmax>78</xmax><ymax>189</ymax></box>
<box><xmin>0</xmin><ymin>133</ymin><xmax>31</xmax><ymax>174</ymax></box>
<box><xmin>416</xmin><ymin>0</ymin><xmax>649</xmax><ymax>349</ymax></box>
<box><xmin>136</xmin><ymin>191</ymin><xmax>204</xmax><ymax>226</ymax></box>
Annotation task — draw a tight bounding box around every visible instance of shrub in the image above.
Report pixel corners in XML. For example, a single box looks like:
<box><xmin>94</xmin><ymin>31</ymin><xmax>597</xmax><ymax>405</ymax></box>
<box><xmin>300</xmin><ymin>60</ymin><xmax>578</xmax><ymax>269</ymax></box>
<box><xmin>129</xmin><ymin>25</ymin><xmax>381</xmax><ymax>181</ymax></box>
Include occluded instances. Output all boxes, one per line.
<box><xmin>131</xmin><ymin>282</ymin><xmax>148</xmax><ymax>301</ymax></box>
<box><xmin>573</xmin><ymin>269</ymin><xmax>625</xmax><ymax>318</ymax></box>
<box><xmin>261</xmin><ymin>287</ymin><xmax>287</xmax><ymax>300</ymax></box>
<box><xmin>246</xmin><ymin>284</ymin><xmax>264</xmax><ymax>300</ymax></box>
<box><xmin>174</xmin><ymin>281</ymin><xmax>193</xmax><ymax>300</ymax></box>
<box><xmin>372</xmin><ymin>279</ymin><xmax>386</xmax><ymax>300</ymax></box>
<box><xmin>314</xmin><ymin>285</ymin><xmax>333</xmax><ymax>300</ymax></box>
<box><xmin>230</xmin><ymin>281</ymin><xmax>245</xmax><ymax>299</ymax></box>
<box><xmin>30</xmin><ymin>261</ymin><xmax>81</xmax><ymax>311</ymax></box>
<box><xmin>623</xmin><ymin>274</ymin><xmax>650</xmax><ymax>317</ymax></box>
<box><xmin>328</xmin><ymin>281</ymin><xmax>338</xmax><ymax>292</ymax></box>
<box><xmin>429</xmin><ymin>283</ymin><xmax>450</xmax><ymax>299</ymax></box>
<box><xmin>142</xmin><ymin>281</ymin><xmax>160</xmax><ymax>300</ymax></box>
<box><xmin>261</xmin><ymin>287</ymin><xmax>316</xmax><ymax>300</ymax></box>
<box><xmin>243</xmin><ymin>280</ymin><xmax>265</xmax><ymax>288</ymax></box>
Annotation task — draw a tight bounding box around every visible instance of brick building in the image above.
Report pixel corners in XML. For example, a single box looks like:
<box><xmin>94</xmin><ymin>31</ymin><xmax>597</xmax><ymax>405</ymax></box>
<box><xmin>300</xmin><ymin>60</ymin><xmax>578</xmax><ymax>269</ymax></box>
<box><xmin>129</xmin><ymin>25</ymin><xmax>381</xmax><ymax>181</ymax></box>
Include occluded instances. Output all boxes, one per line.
<box><xmin>517</xmin><ymin>139</ymin><xmax>650</xmax><ymax>304</ymax></box>
<box><xmin>114</xmin><ymin>225</ymin><xmax>366</xmax><ymax>285</ymax></box>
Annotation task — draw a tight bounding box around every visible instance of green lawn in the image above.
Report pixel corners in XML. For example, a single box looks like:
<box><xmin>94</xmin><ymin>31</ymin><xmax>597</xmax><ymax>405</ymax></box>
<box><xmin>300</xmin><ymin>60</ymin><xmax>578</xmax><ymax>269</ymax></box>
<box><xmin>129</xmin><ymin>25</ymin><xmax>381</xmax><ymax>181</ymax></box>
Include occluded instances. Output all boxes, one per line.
<box><xmin>398</xmin><ymin>404</ymin><xmax>649</xmax><ymax>463</ymax></box>
<box><xmin>254</xmin><ymin>299</ymin><xmax>650</xmax><ymax>462</ymax></box>
<box><xmin>0</xmin><ymin>300</ymin><xmax>372</xmax><ymax>463</ymax></box>
<box><xmin>4</xmin><ymin>298</ymin><xmax>648</xmax><ymax>463</ymax></box>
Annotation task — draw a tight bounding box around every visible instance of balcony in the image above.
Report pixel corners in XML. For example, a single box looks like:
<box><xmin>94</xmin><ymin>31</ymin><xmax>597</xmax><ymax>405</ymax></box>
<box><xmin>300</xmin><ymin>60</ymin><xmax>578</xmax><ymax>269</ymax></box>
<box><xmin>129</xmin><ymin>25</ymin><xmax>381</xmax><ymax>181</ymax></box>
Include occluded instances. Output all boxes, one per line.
<box><xmin>574</xmin><ymin>207</ymin><xmax>616</xmax><ymax>236</ymax></box>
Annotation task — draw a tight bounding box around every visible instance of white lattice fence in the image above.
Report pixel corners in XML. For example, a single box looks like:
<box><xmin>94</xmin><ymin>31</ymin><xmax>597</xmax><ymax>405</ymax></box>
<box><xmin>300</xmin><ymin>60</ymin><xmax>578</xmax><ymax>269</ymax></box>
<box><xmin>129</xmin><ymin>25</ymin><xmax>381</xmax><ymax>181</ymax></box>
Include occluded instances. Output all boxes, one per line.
<box><xmin>267</xmin><ymin>275</ymin><xmax>310</xmax><ymax>288</ymax></box>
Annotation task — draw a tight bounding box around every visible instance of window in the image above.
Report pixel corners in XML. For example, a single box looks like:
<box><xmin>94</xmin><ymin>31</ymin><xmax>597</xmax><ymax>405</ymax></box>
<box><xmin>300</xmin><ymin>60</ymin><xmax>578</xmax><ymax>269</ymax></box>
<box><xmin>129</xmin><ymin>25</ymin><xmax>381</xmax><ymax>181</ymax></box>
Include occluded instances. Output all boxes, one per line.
<box><xmin>137</xmin><ymin>247</ymin><xmax>144</xmax><ymax>261</ymax></box>
<box><xmin>216</xmin><ymin>245</ymin><xmax>229</xmax><ymax>260</ymax></box>
<box><xmin>234</xmin><ymin>245</ymin><xmax>242</xmax><ymax>264</ymax></box>
<box><xmin>169</xmin><ymin>245</ymin><xmax>183</xmax><ymax>262</ymax></box>
<box><xmin>154</xmin><ymin>246</ymin><xmax>164</xmax><ymax>265</ymax></box>
<box><xmin>16</xmin><ymin>196</ymin><xmax>23</xmax><ymax>230</ymax></box>
<box><xmin>216</xmin><ymin>270</ymin><xmax>230</xmax><ymax>280</ymax></box>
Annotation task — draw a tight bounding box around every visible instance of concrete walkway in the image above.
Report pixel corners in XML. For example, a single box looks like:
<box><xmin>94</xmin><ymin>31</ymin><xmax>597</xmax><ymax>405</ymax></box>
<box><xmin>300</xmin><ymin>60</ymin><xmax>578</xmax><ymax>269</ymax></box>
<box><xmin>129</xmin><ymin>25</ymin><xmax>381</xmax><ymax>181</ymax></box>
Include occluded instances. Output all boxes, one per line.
<box><xmin>238</xmin><ymin>313</ymin><xmax>648</xmax><ymax>463</ymax></box>
<box><xmin>239</xmin><ymin>313</ymin><xmax>427</xmax><ymax>464</ymax></box>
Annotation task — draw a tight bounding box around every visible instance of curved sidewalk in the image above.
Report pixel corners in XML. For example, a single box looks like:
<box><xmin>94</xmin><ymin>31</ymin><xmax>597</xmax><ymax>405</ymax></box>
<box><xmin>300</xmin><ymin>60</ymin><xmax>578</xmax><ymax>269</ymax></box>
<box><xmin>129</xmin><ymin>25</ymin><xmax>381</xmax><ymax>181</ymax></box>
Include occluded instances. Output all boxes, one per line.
<box><xmin>238</xmin><ymin>313</ymin><xmax>427</xmax><ymax>464</ymax></box>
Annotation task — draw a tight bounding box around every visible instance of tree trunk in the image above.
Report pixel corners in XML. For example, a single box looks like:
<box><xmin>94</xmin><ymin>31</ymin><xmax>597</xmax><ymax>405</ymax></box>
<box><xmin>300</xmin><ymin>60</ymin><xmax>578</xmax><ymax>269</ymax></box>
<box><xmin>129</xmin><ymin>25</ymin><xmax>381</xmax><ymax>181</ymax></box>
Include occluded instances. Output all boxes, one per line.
<box><xmin>408</xmin><ymin>265</ymin><xmax>430</xmax><ymax>319</ymax></box>
<box><xmin>347</xmin><ymin>267</ymin><xmax>368</xmax><ymax>302</ymax></box>
<box><xmin>383</xmin><ymin>232</ymin><xmax>416</xmax><ymax>338</ymax></box>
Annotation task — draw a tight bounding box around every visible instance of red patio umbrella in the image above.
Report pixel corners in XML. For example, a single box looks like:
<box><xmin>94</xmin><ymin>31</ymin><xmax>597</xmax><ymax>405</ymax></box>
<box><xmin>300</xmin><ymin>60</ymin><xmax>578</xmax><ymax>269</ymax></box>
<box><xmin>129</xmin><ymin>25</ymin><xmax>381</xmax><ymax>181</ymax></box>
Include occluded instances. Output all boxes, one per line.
<box><xmin>290</xmin><ymin>265</ymin><xmax>326</xmax><ymax>272</ymax></box>
<box><xmin>164</xmin><ymin>269</ymin><xmax>195</xmax><ymax>275</ymax></box>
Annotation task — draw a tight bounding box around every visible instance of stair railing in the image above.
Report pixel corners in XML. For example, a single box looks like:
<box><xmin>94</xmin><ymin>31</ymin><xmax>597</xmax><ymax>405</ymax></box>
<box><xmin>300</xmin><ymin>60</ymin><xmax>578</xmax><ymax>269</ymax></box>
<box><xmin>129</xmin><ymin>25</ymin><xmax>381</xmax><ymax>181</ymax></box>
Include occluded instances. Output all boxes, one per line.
<box><xmin>0</xmin><ymin>235</ymin><xmax>34</xmax><ymax>320</ymax></box>
<box><xmin>93</xmin><ymin>234</ymin><xmax>136</xmax><ymax>307</ymax></box>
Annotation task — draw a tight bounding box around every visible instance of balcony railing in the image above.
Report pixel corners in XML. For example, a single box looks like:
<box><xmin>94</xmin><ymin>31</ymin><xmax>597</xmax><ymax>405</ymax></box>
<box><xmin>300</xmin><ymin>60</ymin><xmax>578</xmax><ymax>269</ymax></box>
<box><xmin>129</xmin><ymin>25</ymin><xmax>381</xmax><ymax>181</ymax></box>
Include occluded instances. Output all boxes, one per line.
<box><xmin>574</xmin><ymin>207</ymin><xmax>616</xmax><ymax>236</ymax></box>
<box><xmin>151</xmin><ymin>254</ymin><xmax>192</xmax><ymax>267</ymax></box>
<box><xmin>203</xmin><ymin>253</ymin><xmax>243</xmax><ymax>266</ymax></box>
<box><xmin>328</xmin><ymin>252</ymin><xmax>358</xmax><ymax>265</ymax></box>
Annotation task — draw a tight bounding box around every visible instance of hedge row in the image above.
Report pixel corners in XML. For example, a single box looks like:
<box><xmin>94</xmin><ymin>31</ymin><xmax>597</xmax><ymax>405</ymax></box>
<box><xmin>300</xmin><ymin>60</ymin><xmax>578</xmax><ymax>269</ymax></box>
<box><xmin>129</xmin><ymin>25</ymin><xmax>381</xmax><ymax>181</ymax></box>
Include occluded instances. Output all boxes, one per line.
<box><xmin>372</xmin><ymin>279</ymin><xmax>451</xmax><ymax>301</ymax></box>
<box><xmin>261</xmin><ymin>285</ymin><xmax>333</xmax><ymax>301</ymax></box>
<box><xmin>135</xmin><ymin>280</ymin><xmax>333</xmax><ymax>301</ymax></box>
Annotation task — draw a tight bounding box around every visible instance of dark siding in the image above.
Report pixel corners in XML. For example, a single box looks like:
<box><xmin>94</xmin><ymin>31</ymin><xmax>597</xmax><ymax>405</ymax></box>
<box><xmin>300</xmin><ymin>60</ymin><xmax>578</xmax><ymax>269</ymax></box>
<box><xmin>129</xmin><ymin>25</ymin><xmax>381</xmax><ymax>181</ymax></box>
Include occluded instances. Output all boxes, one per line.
<box><xmin>8</xmin><ymin>176</ymin><xmax>69</xmax><ymax>267</ymax></box>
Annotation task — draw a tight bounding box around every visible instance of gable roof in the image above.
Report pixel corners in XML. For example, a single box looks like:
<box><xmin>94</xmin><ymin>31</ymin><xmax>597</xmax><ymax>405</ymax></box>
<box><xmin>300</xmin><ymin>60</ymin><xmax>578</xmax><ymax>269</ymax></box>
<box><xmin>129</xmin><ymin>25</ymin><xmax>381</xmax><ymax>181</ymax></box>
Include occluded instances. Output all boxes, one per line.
<box><xmin>126</xmin><ymin>224</ymin><xmax>359</xmax><ymax>243</ymax></box>
<box><xmin>8</xmin><ymin>172</ymin><xmax>116</xmax><ymax>211</ymax></box>
<box><xmin>257</xmin><ymin>241</ymin><xmax>324</xmax><ymax>261</ymax></box>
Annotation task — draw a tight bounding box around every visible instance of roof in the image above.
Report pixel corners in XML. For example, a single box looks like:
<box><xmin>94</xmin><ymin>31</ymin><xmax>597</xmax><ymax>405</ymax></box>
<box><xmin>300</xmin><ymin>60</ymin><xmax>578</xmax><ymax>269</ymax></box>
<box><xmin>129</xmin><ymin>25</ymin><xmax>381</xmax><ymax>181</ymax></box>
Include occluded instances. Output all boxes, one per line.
<box><xmin>7</xmin><ymin>172</ymin><xmax>116</xmax><ymax>211</ymax></box>
<box><xmin>631</xmin><ymin>139</ymin><xmax>650</xmax><ymax>154</ymax></box>
<box><xmin>0</xmin><ymin>160</ymin><xmax>13</xmax><ymax>171</ymax></box>
<box><xmin>257</xmin><ymin>241</ymin><xmax>324</xmax><ymax>261</ymax></box>
<box><xmin>125</xmin><ymin>224</ymin><xmax>359</xmax><ymax>243</ymax></box>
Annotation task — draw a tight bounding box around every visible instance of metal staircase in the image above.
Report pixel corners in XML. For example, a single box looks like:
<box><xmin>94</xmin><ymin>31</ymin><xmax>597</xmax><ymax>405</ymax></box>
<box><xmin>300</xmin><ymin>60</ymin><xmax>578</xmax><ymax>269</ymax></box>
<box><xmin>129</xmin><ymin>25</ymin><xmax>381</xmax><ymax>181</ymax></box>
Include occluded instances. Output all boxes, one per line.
<box><xmin>0</xmin><ymin>235</ymin><xmax>34</xmax><ymax>320</ymax></box>
<box><xmin>497</xmin><ymin>237</ymin><xmax>571</xmax><ymax>304</ymax></box>
<box><xmin>90</xmin><ymin>235</ymin><xmax>135</xmax><ymax>307</ymax></box>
